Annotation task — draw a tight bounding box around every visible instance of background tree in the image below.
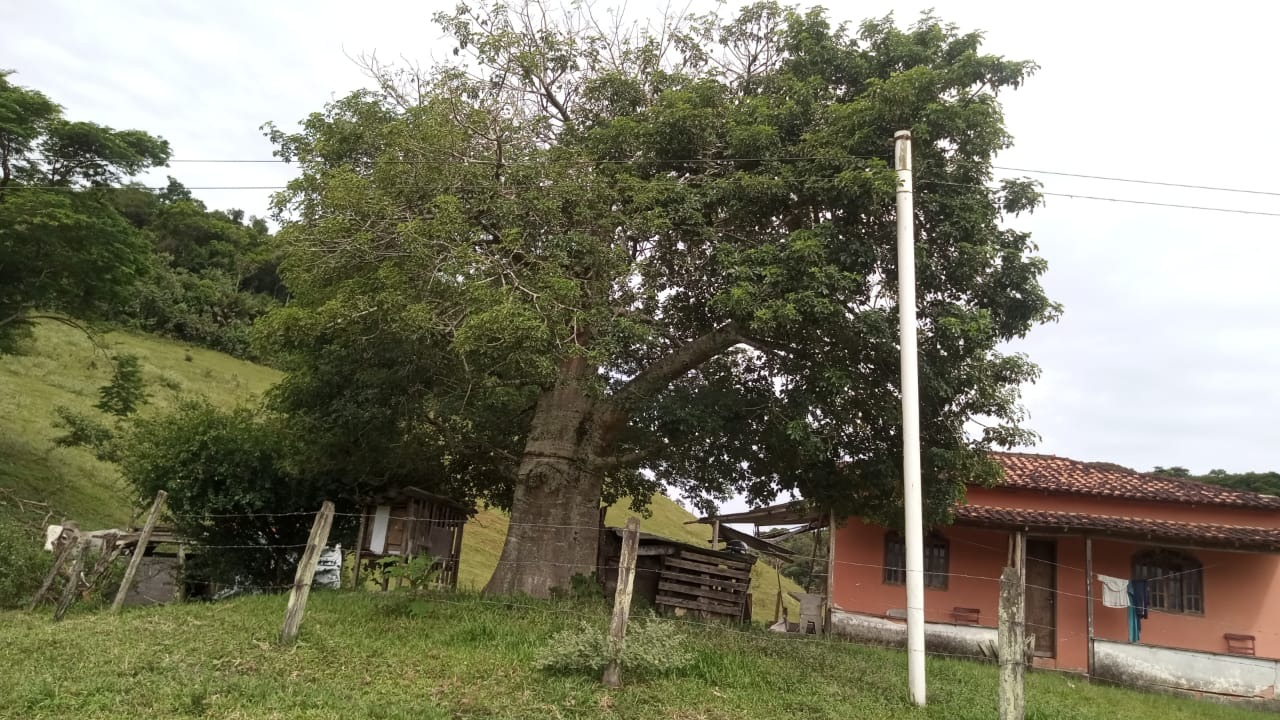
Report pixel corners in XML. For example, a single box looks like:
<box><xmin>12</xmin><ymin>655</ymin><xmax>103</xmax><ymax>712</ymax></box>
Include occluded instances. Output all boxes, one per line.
<box><xmin>95</xmin><ymin>353</ymin><xmax>148</xmax><ymax>417</ymax></box>
<box><xmin>107</xmin><ymin>179</ymin><xmax>286</xmax><ymax>358</ymax></box>
<box><xmin>260</xmin><ymin>2</ymin><xmax>1058</xmax><ymax>596</ymax></box>
<box><xmin>1154</xmin><ymin>465</ymin><xmax>1280</xmax><ymax>496</ymax></box>
<box><xmin>0</xmin><ymin>70</ymin><xmax>170</xmax><ymax>345</ymax></box>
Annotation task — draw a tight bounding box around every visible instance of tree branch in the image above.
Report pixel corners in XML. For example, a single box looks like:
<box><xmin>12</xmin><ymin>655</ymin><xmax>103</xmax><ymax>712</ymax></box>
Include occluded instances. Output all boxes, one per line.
<box><xmin>610</xmin><ymin>321</ymin><xmax>745</xmax><ymax>408</ymax></box>
<box><xmin>594</xmin><ymin>447</ymin><xmax>657</xmax><ymax>473</ymax></box>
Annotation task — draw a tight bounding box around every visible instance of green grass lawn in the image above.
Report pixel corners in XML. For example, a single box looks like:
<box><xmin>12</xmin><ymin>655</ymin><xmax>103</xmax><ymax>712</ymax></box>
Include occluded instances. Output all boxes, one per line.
<box><xmin>1</xmin><ymin>321</ymin><xmax>803</xmax><ymax>620</ymax></box>
<box><xmin>0</xmin><ymin>591</ymin><xmax>1264</xmax><ymax>720</ymax></box>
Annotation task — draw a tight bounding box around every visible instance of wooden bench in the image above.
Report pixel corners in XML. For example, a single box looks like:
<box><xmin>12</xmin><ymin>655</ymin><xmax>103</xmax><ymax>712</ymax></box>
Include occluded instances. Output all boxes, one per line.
<box><xmin>952</xmin><ymin>607</ymin><xmax>981</xmax><ymax>625</ymax></box>
<box><xmin>1225</xmin><ymin>633</ymin><xmax>1256</xmax><ymax>656</ymax></box>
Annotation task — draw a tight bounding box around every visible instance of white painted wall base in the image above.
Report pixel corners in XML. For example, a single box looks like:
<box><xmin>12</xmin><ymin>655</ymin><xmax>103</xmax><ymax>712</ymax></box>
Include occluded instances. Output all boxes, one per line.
<box><xmin>829</xmin><ymin>609</ymin><xmax>1278</xmax><ymax>705</ymax></box>
<box><xmin>828</xmin><ymin>608</ymin><xmax>999</xmax><ymax>660</ymax></box>
<box><xmin>1094</xmin><ymin>639</ymin><xmax>1279</xmax><ymax>701</ymax></box>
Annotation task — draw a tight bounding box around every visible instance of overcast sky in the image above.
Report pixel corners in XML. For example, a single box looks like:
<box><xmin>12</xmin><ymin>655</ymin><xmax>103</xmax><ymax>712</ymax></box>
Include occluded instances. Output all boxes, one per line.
<box><xmin>5</xmin><ymin>1</ymin><xmax>1279</xmax><ymax>491</ymax></box>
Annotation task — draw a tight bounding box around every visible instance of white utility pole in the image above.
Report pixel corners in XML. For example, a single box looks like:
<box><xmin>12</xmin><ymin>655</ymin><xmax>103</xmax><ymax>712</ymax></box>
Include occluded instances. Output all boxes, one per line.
<box><xmin>894</xmin><ymin>129</ymin><xmax>927</xmax><ymax>706</ymax></box>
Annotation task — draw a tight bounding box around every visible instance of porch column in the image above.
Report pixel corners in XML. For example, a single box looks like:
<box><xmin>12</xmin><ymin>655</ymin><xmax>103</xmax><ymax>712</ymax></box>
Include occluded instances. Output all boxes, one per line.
<box><xmin>1085</xmin><ymin>535</ymin><xmax>1095</xmax><ymax>677</ymax></box>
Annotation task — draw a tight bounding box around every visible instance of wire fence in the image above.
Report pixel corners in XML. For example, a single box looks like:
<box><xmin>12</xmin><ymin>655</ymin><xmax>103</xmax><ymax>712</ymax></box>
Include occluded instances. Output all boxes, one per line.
<box><xmin>39</xmin><ymin>503</ymin><xmax>1278</xmax><ymax>705</ymax></box>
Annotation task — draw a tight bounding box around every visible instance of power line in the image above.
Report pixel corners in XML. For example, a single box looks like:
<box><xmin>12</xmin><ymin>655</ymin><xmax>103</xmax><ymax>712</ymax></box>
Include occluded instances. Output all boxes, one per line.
<box><xmin>1037</xmin><ymin>191</ymin><xmax>1280</xmax><ymax>217</ymax></box>
<box><xmin>155</xmin><ymin>155</ymin><xmax>1280</xmax><ymax>199</ymax></box>
<box><xmin>7</xmin><ymin>178</ymin><xmax>1280</xmax><ymax>218</ymax></box>
<box><xmin>991</xmin><ymin>165</ymin><xmax>1280</xmax><ymax>198</ymax></box>
<box><xmin>921</xmin><ymin>180</ymin><xmax>1280</xmax><ymax>218</ymax></box>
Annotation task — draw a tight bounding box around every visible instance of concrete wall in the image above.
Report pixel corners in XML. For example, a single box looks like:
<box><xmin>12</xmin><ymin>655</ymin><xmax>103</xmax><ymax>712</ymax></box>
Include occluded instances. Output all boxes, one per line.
<box><xmin>1095</xmin><ymin>639</ymin><xmax>1279</xmax><ymax>701</ymax></box>
<box><xmin>829</xmin><ymin>608</ymin><xmax>999</xmax><ymax>660</ymax></box>
<box><xmin>831</xmin><ymin>509</ymin><xmax>1280</xmax><ymax>672</ymax></box>
<box><xmin>123</xmin><ymin>556</ymin><xmax>180</xmax><ymax>606</ymax></box>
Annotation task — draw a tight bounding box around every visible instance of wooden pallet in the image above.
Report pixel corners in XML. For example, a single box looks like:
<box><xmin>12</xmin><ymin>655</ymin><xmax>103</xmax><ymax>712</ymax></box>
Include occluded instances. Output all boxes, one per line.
<box><xmin>654</xmin><ymin>547</ymin><xmax>752</xmax><ymax>622</ymax></box>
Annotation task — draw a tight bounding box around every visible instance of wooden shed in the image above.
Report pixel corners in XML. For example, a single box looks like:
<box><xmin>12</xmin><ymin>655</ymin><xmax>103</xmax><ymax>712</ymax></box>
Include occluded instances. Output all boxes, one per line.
<box><xmin>598</xmin><ymin>528</ymin><xmax>759</xmax><ymax>623</ymax></box>
<box><xmin>354</xmin><ymin>487</ymin><xmax>470</xmax><ymax>589</ymax></box>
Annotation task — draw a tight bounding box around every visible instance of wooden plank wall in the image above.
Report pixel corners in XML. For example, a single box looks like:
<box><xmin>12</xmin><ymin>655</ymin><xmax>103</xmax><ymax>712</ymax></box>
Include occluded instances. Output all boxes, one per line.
<box><xmin>655</xmin><ymin>547</ymin><xmax>753</xmax><ymax>622</ymax></box>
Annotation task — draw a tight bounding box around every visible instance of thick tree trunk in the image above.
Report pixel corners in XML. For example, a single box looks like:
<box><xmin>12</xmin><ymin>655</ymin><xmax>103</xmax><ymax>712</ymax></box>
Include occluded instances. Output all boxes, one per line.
<box><xmin>484</xmin><ymin>357</ymin><xmax>607</xmax><ymax>597</ymax></box>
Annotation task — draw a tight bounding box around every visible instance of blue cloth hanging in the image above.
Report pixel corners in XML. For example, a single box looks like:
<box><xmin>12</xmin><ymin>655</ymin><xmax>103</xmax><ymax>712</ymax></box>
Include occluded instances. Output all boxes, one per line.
<box><xmin>1127</xmin><ymin>580</ymin><xmax>1149</xmax><ymax>642</ymax></box>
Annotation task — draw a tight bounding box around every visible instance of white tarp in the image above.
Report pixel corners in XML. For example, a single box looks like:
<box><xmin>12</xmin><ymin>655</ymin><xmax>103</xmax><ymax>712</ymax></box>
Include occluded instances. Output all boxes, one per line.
<box><xmin>314</xmin><ymin>544</ymin><xmax>342</xmax><ymax>589</ymax></box>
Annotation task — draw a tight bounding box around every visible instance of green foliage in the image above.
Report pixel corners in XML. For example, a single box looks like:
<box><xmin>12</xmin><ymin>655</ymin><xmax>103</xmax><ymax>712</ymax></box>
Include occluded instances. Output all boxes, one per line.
<box><xmin>118</xmin><ymin>399</ymin><xmax>351</xmax><ymax>587</ymax></box>
<box><xmin>119</xmin><ymin>260</ymin><xmax>275</xmax><ymax>358</ymax></box>
<box><xmin>1155</xmin><ymin>465</ymin><xmax>1280</xmax><ymax>497</ymax></box>
<box><xmin>105</xmin><ymin>180</ymin><xmax>285</xmax><ymax>359</ymax></box>
<box><xmin>549</xmin><ymin>572</ymin><xmax>606</xmax><ymax>603</ymax></box>
<box><xmin>95</xmin><ymin>353</ymin><xmax>148</xmax><ymax>417</ymax></box>
<box><xmin>258</xmin><ymin>2</ymin><xmax>1058</xmax><ymax>544</ymax></box>
<box><xmin>534</xmin><ymin>616</ymin><xmax>694</xmax><ymax>677</ymax></box>
<box><xmin>374</xmin><ymin>554</ymin><xmax>442</xmax><ymax>591</ymax></box>
<box><xmin>0</xmin><ymin>71</ymin><xmax>170</xmax><ymax>343</ymax></box>
<box><xmin>0</xmin><ymin>70</ymin><xmax>281</xmax><ymax>356</ymax></box>
<box><xmin>772</xmin><ymin>529</ymin><xmax>828</xmax><ymax>593</ymax></box>
<box><xmin>0</xmin><ymin>519</ymin><xmax>50</xmax><ymax>608</ymax></box>
<box><xmin>51</xmin><ymin>406</ymin><xmax>117</xmax><ymax>461</ymax></box>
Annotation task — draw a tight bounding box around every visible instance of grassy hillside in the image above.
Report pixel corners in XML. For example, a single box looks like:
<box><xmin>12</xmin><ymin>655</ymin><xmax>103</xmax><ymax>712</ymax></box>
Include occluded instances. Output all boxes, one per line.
<box><xmin>1</xmin><ymin>321</ymin><xmax>801</xmax><ymax>620</ymax></box>
<box><xmin>0</xmin><ymin>320</ymin><xmax>280</xmax><ymax>529</ymax></box>
<box><xmin>0</xmin><ymin>592</ymin><xmax>1262</xmax><ymax>720</ymax></box>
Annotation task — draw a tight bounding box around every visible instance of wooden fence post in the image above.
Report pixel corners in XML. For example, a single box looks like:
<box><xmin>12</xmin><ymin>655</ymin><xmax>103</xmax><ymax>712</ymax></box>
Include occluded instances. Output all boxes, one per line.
<box><xmin>53</xmin><ymin>537</ymin><xmax>90</xmax><ymax>621</ymax></box>
<box><xmin>111</xmin><ymin>490</ymin><xmax>168</xmax><ymax>613</ymax></box>
<box><xmin>351</xmin><ymin>509</ymin><xmax>367</xmax><ymax>590</ymax></box>
<box><xmin>84</xmin><ymin>532</ymin><xmax>121</xmax><ymax>589</ymax></box>
<box><xmin>998</xmin><ymin>566</ymin><xmax>1026</xmax><ymax>720</ymax></box>
<box><xmin>602</xmin><ymin>516</ymin><xmax>641</xmax><ymax>689</ymax></box>
<box><xmin>28</xmin><ymin>529</ymin><xmax>78</xmax><ymax>611</ymax></box>
<box><xmin>279</xmin><ymin>500</ymin><xmax>335</xmax><ymax>645</ymax></box>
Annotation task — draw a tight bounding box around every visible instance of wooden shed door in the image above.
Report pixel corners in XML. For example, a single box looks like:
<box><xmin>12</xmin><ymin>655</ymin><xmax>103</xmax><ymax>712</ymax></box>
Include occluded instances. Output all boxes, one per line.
<box><xmin>1025</xmin><ymin>540</ymin><xmax>1057</xmax><ymax>657</ymax></box>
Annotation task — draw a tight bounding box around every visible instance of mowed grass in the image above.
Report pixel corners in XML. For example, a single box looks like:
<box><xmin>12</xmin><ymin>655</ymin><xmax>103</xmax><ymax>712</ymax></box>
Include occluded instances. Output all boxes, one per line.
<box><xmin>0</xmin><ymin>591</ymin><xmax>1266</xmax><ymax>720</ymax></box>
<box><xmin>1</xmin><ymin>321</ymin><xmax>803</xmax><ymax>620</ymax></box>
<box><xmin>0</xmin><ymin>320</ymin><xmax>280</xmax><ymax>529</ymax></box>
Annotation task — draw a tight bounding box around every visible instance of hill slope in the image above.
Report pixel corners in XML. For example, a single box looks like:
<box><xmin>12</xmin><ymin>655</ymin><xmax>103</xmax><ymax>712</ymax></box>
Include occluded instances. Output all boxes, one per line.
<box><xmin>1</xmin><ymin>322</ymin><xmax>801</xmax><ymax>620</ymax></box>
<box><xmin>0</xmin><ymin>320</ymin><xmax>281</xmax><ymax>528</ymax></box>
<box><xmin>0</xmin><ymin>592</ymin><xmax>1261</xmax><ymax>720</ymax></box>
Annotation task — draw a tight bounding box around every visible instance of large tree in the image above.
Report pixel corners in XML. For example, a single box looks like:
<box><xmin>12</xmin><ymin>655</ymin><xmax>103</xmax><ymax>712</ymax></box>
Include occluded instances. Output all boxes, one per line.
<box><xmin>0</xmin><ymin>70</ymin><xmax>169</xmax><ymax>342</ymax></box>
<box><xmin>260</xmin><ymin>2</ymin><xmax>1059</xmax><ymax>596</ymax></box>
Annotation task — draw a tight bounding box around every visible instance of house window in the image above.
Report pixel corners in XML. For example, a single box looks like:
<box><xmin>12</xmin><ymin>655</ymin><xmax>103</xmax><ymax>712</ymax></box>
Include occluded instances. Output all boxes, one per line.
<box><xmin>1133</xmin><ymin>549</ymin><xmax>1203</xmax><ymax>614</ymax></box>
<box><xmin>884</xmin><ymin>533</ymin><xmax>905</xmax><ymax>585</ymax></box>
<box><xmin>883</xmin><ymin>532</ymin><xmax>949</xmax><ymax>589</ymax></box>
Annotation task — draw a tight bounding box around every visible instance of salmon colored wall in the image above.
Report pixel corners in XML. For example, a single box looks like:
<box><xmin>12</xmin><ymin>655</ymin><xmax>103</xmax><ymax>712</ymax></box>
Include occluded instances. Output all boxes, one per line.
<box><xmin>831</xmin><ymin>518</ymin><xmax>1280</xmax><ymax>670</ymax></box>
<box><xmin>1088</xmin><ymin>538</ymin><xmax>1280</xmax><ymax>658</ymax></box>
<box><xmin>965</xmin><ymin>486</ymin><xmax>1280</xmax><ymax>529</ymax></box>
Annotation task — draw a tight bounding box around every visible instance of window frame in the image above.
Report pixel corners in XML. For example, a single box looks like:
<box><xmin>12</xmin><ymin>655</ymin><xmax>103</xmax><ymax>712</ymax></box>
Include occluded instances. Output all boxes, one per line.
<box><xmin>882</xmin><ymin>531</ymin><xmax>949</xmax><ymax>590</ymax></box>
<box><xmin>1132</xmin><ymin>549</ymin><xmax>1204</xmax><ymax>615</ymax></box>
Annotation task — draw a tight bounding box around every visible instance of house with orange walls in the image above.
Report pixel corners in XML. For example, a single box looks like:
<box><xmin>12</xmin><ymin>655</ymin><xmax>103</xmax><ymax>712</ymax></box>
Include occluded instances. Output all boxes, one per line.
<box><xmin>713</xmin><ymin>453</ymin><xmax>1280</xmax><ymax>701</ymax></box>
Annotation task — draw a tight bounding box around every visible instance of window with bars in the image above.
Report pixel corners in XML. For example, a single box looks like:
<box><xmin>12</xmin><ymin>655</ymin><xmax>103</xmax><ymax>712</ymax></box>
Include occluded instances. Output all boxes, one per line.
<box><xmin>883</xmin><ymin>532</ymin><xmax>949</xmax><ymax>589</ymax></box>
<box><xmin>1133</xmin><ymin>549</ymin><xmax>1203</xmax><ymax>614</ymax></box>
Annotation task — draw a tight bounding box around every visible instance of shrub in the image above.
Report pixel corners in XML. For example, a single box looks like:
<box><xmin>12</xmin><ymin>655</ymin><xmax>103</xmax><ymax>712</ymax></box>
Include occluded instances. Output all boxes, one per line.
<box><xmin>117</xmin><ymin>399</ymin><xmax>352</xmax><ymax>589</ymax></box>
<box><xmin>51</xmin><ymin>406</ymin><xmax>118</xmax><ymax>461</ymax></box>
<box><xmin>374</xmin><ymin>554</ymin><xmax>440</xmax><ymax>591</ymax></box>
<box><xmin>535</xmin><ymin>615</ymin><xmax>694</xmax><ymax>678</ymax></box>
<box><xmin>0</xmin><ymin>520</ymin><xmax>52</xmax><ymax>609</ymax></box>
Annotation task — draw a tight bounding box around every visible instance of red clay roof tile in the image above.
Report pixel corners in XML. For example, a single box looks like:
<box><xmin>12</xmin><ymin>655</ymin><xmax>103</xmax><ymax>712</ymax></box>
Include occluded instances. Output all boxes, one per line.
<box><xmin>990</xmin><ymin>452</ymin><xmax>1280</xmax><ymax>510</ymax></box>
<box><xmin>955</xmin><ymin>504</ymin><xmax>1280</xmax><ymax>552</ymax></box>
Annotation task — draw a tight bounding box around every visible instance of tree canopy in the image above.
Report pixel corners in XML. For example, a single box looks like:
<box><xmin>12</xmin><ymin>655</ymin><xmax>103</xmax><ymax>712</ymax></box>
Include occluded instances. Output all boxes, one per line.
<box><xmin>259</xmin><ymin>1</ymin><xmax>1059</xmax><ymax>595</ymax></box>
<box><xmin>0</xmin><ymin>70</ymin><xmax>170</xmax><ymax>342</ymax></box>
<box><xmin>1154</xmin><ymin>466</ymin><xmax>1280</xmax><ymax>497</ymax></box>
